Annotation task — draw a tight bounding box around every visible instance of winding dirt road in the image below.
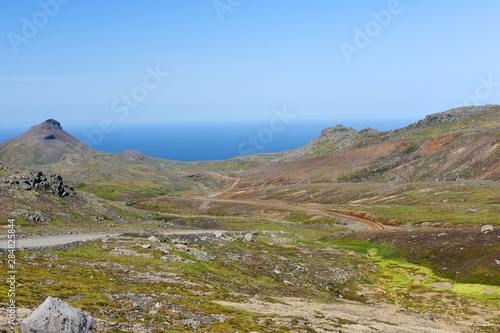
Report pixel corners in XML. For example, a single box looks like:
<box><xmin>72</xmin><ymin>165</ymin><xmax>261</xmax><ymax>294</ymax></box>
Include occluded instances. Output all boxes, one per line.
<box><xmin>199</xmin><ymin>175</ymin><xmax>384</xmax><ymax>230</ymax></box>
<box><xmin>1</xmin><ymin>174</ymin><xmax>382</xmax><ymax>250</ymax></box>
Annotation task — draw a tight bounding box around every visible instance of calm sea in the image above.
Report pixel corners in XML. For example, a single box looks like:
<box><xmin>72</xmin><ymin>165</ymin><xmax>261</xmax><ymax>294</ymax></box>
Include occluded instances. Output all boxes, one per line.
<box><xmin>0</xmin><ymin>120</ymin><xmax>412</xmax><ymax>162</ymax></box>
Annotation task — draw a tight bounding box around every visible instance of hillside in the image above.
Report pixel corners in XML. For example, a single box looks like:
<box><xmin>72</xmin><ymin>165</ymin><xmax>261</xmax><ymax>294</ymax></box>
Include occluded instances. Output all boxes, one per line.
<box><xmin>0</xmin><ymin>119</ymin><xmax>199</xmax><ymax>201</ymax></box>
<box><xmin>241</xmin><ymin>105</ymin><xmax>499</xmax><ymax>185</ymax></box>
<box><xmin>0</xmin><ymin>162</ymin><xmax>125</xmax><ymax>226</ymax></box>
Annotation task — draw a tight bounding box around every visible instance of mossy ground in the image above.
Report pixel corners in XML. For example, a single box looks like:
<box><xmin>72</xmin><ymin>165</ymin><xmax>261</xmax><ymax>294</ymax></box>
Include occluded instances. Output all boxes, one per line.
<box><xmin>2</xmin><ymin>219</ymin><xmax>499</xmax><ymax>331</ymax></box>
<box><xmin>0</xmin><ymin>228</ymin><xmax>365</xmax><ymax>331</ymax></box>
<box><xmin>325</xmin><ymin>235</ymin><xmax>500</xmax><ymax>326</ymax></box>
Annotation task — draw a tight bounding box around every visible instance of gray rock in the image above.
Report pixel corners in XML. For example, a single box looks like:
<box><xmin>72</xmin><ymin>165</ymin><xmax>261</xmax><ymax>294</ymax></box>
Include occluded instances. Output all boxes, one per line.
<box><xmin>21</xmin><ymin>296</ymin><xmax>95</xmax><ymax>333</ymax></box>
<box><xmin>157</xmin><ymin>246</ymin><xmax>171</xmax><ymax>254</ymax></box>
<box><xmin>359</xmin><ymin>127</ymin><xmax>379</xmax><ymax>137</ymax></box>
<box><xmin>244</xmin><ymin>233</ymin><xmax>253</xmax><ymax>242</ymax></box>
<box><xmin>1</xmin><ymin>171</ymin><xmax>75</xmax><ymax>198</ymax></box>
<box><xmin>188</xmin><ymin>248</ymin><xmax>215</xmax><ymax>261</ymax></box>
<box><xmin>481</xmin><ymin>225</ymin><xmax>494</xmax><ymax>233</ymax></box>
<box><xmin>174</xmin><ymin>244</ymin><xmax>188</xmax><ymax>251</ymax></box>
<box><xmin>147</xmin><ymin>236</ymin><xmax>160</xmax><ymax>243</ymax></box>
<box><xmin>20</xmin><ymin>182</ymin><xmax>33</xmax><ymax>190</ymax></box>
<box><xmin>13</xmin><ymin>211</ymin><xmax>52</xmax><ymax>223</ymax></box>
<box><xmin>417</xmin><ymin>105</ymin><xmax>498</xmax><ymax>127</ymax></box>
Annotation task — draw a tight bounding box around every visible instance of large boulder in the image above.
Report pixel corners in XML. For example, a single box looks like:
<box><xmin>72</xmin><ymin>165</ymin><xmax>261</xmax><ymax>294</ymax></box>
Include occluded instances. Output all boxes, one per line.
<box><xmin>21</xmin><ymin>297</ymin><xmax>95</xmax><ymax>333</ymax></box>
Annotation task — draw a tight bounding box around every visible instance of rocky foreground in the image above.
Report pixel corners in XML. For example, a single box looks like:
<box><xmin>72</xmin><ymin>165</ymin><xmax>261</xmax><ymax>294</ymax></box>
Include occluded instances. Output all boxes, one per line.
<box><xmin>1</xmin><ymin>228</ymin><xmax>498</xmax><ymax>332</ymax></box>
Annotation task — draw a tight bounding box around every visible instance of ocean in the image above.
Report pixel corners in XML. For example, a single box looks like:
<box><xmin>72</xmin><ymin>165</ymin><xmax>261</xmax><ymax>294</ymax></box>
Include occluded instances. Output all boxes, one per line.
<box><xmin>0</xmin><ymin>120</ymin><xmax>412</xmax><ymax>161</ymax></box>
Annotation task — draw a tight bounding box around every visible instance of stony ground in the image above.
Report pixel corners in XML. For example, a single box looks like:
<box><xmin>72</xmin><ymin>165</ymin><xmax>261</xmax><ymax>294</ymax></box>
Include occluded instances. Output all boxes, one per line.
<box><xmin>1</xmin><ymin>225</ymin><xmax>498</xmax><ymax>332</ymax></box>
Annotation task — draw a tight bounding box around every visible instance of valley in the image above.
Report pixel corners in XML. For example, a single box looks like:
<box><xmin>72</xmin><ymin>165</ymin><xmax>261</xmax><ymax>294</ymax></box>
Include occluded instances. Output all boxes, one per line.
<box><xmin>0</xmin><ymin>106</ymin><xmax>499</xmax><ymax>332</ymax></box>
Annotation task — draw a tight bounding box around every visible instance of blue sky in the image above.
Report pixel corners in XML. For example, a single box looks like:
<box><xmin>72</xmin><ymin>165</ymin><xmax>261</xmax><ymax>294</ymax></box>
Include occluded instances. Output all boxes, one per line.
<box><xmin>1</xmin><ymin>0</ymin><xmax>500</xmax><ymax>127</ymax></box>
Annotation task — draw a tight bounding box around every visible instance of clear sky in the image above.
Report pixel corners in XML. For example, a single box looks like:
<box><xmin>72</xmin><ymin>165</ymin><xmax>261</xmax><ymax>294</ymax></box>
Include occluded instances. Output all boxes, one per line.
<box><xmin>1</xmin><ymin>0</ymin><xmax>500</xmax><ymax>127</ymax></box>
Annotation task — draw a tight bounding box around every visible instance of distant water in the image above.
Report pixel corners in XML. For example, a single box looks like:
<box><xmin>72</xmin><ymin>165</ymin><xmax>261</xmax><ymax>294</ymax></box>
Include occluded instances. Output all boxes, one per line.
<box><xmin>0</xmin><ymin>120</ymin><xmax>412</xmax><ymax>162</ymax></box>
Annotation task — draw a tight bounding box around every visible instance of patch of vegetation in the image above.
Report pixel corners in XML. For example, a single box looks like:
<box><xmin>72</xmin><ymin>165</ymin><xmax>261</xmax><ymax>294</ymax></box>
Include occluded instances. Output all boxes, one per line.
<box><xmin>327</xmin><ymin>230</ymin><xmax>500</xmax><ymax>286</ymax></box>
<box><xmin>324</xmin><ymin>238</ymin><xmax>395</xmax><ymax>258</ymax></box>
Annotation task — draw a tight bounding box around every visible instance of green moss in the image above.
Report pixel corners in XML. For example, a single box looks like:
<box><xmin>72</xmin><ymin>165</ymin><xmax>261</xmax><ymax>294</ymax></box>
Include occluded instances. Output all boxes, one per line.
<box><xmin>324</xmin><ymin>239</ymin><xmax>395</xmax><ymax>259</ymax></box>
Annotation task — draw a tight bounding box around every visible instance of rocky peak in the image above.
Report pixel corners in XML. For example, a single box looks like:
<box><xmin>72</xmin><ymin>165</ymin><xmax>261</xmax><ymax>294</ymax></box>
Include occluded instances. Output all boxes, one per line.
<box><xmin>317</xmin><ymin>125</ymin><xmax>358</xmax><ymax>143</ymax></box>
<box><xmin>321</xmin><ymin>124</ymin><xmax>349</xmax><ymax>134</ymax></box>
<box><xmin>416</xmin><ymin>105</ymin><xmax>500</xmax><ymax>127</ymax></box>
<box><xmin>274</xmin><ymin>124</ymin><xmax>361</xmax><ymax>161</ymax></box>
<box><xmin>44</xmin><ymin>118</ymin><xmax>62</xmax><ymax>130</ymax></box>
<box><xmin>0</xmin><ymin>119</ymin><xmax>96</xmax><ymax>164</ymax></box>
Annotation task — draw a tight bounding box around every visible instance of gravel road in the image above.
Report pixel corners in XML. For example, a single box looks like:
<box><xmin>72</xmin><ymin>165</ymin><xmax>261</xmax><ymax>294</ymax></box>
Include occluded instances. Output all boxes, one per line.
<box><xmin>0</xmin><ymin>232</ymin><xmax>120</xmax><ymax>250</ymax></box>
<box><xmin>0</xmin><ymin>229</ymin><xmax>228</xmax><ymax>250</ymax></box>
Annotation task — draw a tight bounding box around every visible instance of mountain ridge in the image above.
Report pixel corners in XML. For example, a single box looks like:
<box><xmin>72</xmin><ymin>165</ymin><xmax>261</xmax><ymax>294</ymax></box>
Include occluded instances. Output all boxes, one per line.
<box><xmin>1</xmin><ymin>105</ymin><xmax>499</xmax><ymax>167</ymax></box>
<box><xmin>233</xmin><ymin>105</ymin><xmax>500</xmax><ymax>185</ymax></box>
<box><xmin>273</xmin><ymin>105</ymin><xmax>500</xmax><ymax>163</ymax></box>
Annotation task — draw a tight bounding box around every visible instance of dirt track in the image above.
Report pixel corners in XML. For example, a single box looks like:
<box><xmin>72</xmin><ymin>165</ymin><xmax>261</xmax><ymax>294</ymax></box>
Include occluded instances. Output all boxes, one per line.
<box><xmin>199</xmin><ymin>176</ymin><xmax>384</xmax><ymax>230</ymax></box>
<box><xmin>208</xmin><ymin>173</ymin><xmax>241</xmax><ymax>198</ymax></box>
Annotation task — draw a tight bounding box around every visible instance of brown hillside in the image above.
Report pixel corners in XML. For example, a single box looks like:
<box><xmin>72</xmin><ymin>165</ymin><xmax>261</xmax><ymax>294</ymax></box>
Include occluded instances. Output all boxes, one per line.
<box><xmin>236</xmin><ymin>106</ymin><xmax>500</xmax><ymax>187</ymax></box>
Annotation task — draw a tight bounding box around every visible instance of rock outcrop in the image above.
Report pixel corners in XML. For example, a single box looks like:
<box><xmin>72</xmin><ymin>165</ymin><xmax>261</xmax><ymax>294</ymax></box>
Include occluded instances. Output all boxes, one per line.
<box><xmin>414</xmin><ymin>105</ymin><xmax>499</xmax><ymax>127</ymax></box>
<box><xmin>359</xmin><ymin>127</ymin><xmax>379</xmax><ymax>137</ymax></box>
<box><xmin>119</xmin><ymin>150</ymin><xmax>147</xmax><ymax>162</ymax></box>
<box><xmin>1</xmin><ymin>171</ymin><xmax>75</xmax><ymax>197</ymax></box>
<box><xmin>21</xmin><ymin>296</ymin><xmax>95</xmax><ymax>333</ymax></box>
<box><xmin>12</xmin><ymin>211</ymin><xmax>52</xmax><ymax>223</ymax></box>
<box><xmin>275</xmin><ymin>124</ymin><xmax>373</xmax><ymax>161</ymax></box>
